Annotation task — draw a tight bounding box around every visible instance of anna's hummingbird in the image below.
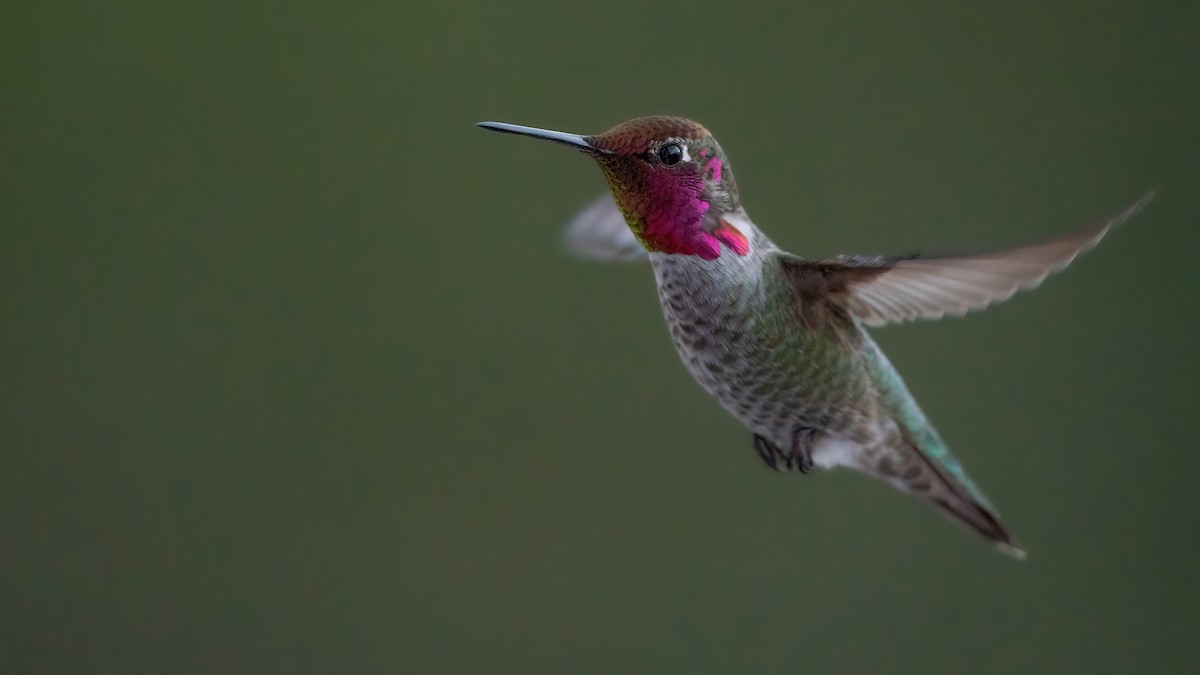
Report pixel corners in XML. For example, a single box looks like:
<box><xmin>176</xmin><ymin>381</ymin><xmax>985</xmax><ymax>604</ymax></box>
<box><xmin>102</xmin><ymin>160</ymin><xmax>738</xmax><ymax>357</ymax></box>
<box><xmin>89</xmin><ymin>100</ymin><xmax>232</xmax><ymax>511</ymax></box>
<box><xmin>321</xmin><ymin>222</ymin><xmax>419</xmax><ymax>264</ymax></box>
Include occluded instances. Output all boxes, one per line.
<box><xmin>478</xmin><ymin>115</ymin><xmax>1153</xmax><ymax>558</ymax></box>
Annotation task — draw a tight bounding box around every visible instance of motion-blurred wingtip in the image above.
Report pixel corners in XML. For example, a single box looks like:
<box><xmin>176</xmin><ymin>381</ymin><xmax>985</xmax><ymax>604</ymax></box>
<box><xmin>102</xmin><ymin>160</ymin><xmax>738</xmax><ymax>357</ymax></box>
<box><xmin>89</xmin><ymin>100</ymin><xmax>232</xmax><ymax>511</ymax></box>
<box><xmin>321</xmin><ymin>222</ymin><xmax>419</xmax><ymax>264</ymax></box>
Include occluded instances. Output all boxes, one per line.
<box><xmin>1126</xmin><ymin>188</ymin><xmax>1159</xmax><ymax>217</ymax></box>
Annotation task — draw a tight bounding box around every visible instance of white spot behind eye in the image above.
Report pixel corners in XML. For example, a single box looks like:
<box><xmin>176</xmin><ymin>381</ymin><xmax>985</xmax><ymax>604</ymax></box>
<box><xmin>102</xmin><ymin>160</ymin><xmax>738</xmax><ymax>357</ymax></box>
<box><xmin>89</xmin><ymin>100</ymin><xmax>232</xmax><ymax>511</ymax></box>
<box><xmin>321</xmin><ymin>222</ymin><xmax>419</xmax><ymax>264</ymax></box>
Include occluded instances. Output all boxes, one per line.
<box><xmin>679</xmin><ymin>141</ymin><xmax>691</xmax><ymax>163</ymax></box>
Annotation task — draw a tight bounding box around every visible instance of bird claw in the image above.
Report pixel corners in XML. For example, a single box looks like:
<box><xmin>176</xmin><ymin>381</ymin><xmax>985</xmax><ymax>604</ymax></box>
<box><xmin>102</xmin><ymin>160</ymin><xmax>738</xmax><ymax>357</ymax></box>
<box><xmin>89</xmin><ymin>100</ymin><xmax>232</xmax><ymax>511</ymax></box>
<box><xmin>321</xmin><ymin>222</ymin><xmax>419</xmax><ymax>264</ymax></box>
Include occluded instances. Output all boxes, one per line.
<box><xmin>753</xmin><ymin>434</ymin><xmax>781</xmax><ymax>471</ymax></box>
<box><xmin>753</xmin><ymin>429</ymin><xmax>815</xmax><ymax>474</ymax></box>
<box><xmin>788</xmin><ymin>427</ymin><xmax>816</xmax><ymax>474</ymax></box>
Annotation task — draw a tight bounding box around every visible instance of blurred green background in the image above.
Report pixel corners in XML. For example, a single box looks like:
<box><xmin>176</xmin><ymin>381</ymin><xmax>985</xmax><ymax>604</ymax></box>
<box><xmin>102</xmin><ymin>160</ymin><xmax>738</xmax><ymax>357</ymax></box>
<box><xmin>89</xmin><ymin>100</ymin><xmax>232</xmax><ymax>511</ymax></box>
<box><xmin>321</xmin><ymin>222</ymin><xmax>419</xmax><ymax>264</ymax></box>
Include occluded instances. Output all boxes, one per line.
<box><xmin>4</xmin><ymin>1</ymin><xmax>1198</xmax><ymax>673</ymax></box>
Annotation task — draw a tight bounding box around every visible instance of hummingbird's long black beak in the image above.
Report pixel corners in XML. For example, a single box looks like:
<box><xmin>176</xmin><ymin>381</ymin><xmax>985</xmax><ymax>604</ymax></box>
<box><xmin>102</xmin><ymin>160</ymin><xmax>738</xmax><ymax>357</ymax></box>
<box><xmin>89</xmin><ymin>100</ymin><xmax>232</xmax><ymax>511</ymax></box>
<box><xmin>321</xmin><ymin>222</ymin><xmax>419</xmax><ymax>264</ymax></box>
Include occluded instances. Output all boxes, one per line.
<box><xmin>476</xmin><ymin>121</ymin><xmax>609</xmax><ymax>154</ymax></box>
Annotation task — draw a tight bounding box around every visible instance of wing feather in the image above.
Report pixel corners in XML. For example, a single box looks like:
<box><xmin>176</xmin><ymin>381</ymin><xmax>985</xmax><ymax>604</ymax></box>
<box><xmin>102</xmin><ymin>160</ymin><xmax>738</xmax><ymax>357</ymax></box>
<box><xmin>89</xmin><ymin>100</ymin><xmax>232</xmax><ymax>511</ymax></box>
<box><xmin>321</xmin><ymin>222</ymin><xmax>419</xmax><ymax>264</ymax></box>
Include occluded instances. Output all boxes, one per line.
<box><xmin>781</xmin><ymin>192</ymin><xmax>1155</xmax><ymax>327</ymax></box>
<box><xmin>561</xmin><ymin>194</ymin><xmax>647</xmax><ymax>262</ymax></box>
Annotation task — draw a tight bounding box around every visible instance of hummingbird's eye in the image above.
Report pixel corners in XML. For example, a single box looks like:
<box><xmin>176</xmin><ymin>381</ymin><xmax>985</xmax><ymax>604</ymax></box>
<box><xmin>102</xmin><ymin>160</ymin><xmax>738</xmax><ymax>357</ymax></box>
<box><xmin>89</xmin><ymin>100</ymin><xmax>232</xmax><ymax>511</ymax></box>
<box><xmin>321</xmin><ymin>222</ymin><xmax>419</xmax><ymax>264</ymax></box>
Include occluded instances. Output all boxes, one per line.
<box><xmin>658</xmin><ymin>143</ymin><xmax>683</xmax><ymax>166</ymax></box>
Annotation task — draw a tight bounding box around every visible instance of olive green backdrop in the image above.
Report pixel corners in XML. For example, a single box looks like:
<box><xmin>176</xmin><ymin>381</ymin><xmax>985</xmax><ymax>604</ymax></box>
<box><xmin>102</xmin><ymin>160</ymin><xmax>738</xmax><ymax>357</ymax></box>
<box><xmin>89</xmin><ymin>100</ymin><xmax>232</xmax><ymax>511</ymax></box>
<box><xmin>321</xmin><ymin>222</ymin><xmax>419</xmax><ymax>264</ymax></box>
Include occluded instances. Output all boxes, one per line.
<box><xmin>4</xmin><ymin>1</ymin><xmax>1198</xmax><ymax>673</ymax></box>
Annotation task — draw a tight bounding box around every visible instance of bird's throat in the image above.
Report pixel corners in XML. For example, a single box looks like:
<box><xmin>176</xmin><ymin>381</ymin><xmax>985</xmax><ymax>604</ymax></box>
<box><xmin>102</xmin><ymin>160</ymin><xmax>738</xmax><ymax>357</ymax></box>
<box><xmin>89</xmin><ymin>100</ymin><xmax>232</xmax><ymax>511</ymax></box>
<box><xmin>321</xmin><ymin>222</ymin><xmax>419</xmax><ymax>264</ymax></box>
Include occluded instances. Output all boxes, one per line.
<box><xmin>633</xmin><ymin>179</ymin><xmax>749</xmax><ymax>260</ymax></box>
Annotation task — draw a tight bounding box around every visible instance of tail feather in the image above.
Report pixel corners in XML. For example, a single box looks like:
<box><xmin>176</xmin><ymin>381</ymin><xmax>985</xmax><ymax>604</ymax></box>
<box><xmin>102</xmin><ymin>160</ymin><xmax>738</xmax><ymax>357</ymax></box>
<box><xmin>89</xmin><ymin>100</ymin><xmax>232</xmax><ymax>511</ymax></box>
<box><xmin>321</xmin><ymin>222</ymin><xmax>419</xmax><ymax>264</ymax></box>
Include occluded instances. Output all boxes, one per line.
<box><xmin>888</xmin><ymin>440</ymin><xmax>1026</xmax><ymax>560</ymax></box>
<box><xmin>860</xmin><ymin>333</ymin><xmax>1025</xmax><ymax>557</ymax></box>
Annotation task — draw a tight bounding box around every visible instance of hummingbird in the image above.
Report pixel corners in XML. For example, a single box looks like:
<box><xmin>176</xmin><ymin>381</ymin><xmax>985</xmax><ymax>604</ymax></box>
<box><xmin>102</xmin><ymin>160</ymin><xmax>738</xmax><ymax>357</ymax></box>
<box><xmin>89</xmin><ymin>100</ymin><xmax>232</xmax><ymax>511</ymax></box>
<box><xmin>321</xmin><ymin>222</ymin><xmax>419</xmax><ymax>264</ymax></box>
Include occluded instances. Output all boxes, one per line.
<box><xmin>478</xmin><ymin>115</ymin><xmax>1153</xmax><ymax>558</ymax></box>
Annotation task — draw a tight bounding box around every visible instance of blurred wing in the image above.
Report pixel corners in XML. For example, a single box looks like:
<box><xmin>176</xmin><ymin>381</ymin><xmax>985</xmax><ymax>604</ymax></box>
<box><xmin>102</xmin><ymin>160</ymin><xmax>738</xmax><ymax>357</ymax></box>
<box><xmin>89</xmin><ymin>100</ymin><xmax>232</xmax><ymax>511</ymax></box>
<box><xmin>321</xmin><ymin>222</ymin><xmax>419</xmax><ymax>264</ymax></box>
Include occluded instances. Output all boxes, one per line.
<box><xmin>781</xmin><ymin>192</ymin><xmax>1154</xmax><ymax>327</ymax></box>
<box><xmin>562</xmin><ymin>194</ymin><xmax>647</xmax><ymax>262</ymax></box>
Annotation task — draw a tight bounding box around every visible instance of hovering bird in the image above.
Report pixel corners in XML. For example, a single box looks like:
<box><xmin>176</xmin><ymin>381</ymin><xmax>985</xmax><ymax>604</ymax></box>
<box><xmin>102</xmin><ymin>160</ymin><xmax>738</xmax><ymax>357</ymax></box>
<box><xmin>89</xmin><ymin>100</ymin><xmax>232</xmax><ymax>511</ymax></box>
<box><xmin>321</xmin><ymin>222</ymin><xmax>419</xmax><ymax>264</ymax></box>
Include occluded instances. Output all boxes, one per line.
<box><xmin>478</xmin><ymin>116</ymin><xmax>1153</xmax><ymax>558</ymax></box>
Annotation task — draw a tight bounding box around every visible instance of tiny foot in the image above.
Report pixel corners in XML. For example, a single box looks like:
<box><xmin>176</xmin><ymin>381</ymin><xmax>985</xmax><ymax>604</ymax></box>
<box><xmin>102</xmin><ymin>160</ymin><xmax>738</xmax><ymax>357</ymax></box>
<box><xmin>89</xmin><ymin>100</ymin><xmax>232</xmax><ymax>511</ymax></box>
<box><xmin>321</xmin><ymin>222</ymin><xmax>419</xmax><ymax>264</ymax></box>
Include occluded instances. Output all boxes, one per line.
<box><xmin>786</xmin><ymin>427</ymin><xmax>816</xmax><ymax>474</ymax></box>
<box><xmin>752</xmin><ymin>434</ymin><xmax>782</xmax><ymax>472</ymax></box>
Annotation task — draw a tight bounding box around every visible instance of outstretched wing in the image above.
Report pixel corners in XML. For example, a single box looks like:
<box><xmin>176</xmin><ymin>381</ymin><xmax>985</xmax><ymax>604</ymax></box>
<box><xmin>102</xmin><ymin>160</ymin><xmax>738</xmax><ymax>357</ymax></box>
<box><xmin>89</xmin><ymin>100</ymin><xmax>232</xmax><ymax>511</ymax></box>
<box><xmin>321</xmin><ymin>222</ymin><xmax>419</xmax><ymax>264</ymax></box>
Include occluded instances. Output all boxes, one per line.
<box><xmin>780</xmin><ymin>192</ymin><xmax>1154</xmax><ymax>327</ymax></box>
<box><xmin>562</xmin><ymin>194</ymin><xmax>647</xmax><ymax>262</ymax></box>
